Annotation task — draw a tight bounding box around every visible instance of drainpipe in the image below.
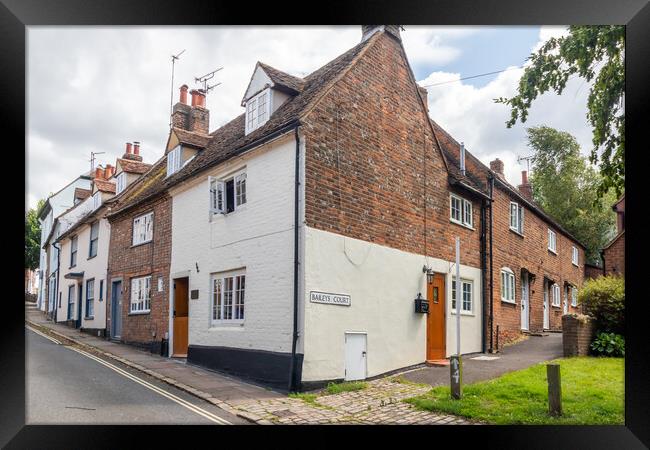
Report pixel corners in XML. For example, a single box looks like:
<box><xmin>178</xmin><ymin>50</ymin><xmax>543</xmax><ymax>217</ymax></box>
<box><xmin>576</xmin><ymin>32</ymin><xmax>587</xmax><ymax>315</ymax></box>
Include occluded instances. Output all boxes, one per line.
<box><xmin>53</xmin><ymin>242</ymin><xmax>61</xmax><ymax>323</ymax></box>
<box><xmin>488</xmin><ymin>175</ymin><xmax>495</xmax><ymax>353</ymax></box>
<box><xmin>480</xmin><ymin>198</ymin><xmax>487</xmax><ymax>353</ymax></box>
<box><xmin>288</xmin><ymin>124</ymin><xmax>301</xmax><ymax>392</ymax></box>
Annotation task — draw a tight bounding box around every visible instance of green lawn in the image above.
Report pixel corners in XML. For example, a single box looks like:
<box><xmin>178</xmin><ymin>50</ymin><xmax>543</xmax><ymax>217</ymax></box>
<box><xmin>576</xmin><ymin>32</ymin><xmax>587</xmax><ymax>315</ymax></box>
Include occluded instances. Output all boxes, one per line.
<box><xmin>405</xmin><ymin>357</ymin><xmax>624</xmax><ymax>425</ymax></box>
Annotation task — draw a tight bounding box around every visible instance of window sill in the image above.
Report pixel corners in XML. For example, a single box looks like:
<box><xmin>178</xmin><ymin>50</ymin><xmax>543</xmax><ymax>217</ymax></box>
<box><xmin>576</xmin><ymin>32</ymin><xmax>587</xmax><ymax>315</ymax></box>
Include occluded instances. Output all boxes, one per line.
<box><xmin>450</xmin><ymin>310</ymin><xmax>474</xmax><ymax>317</ymax></box>
<box><xmin>509</xmin><ymin>228</ymin><xmax>524</xmax><ymax>238</ymax></box>
<box><xmin>128</xmin><ymin>311</ymin><xmax>151</xmax><ymax>316</ymax></box>
<box><xmin>572</xmin><ymin>263</ymin><xmax>579</xmax><ymax>267</ymax></box>
<box><xmin>548</xmin><ymin>249</ymin><xmax>557</xmax><ymax>255</ymax></box>
<box><xmin>501</xmin><ymin>299</ymin><xmax>516</xmax><ymax>305</ymax></box>
<box><xmin>131</xmin><ymin>240</ymin><xmax>153</xmax><ymax>249</ymax></box>
<box><xmin>450</xmin><ymin>219</ymin><xmax>475</xmax><ymax>231</ymax></box>
<box><xmin>551</xmin><ymin>305</ymin><xmax>561</xmax><ymax>309</ymax></box>
<box><xmin>209</xmin><ymin>321</ymin><xmax>245</xmax><ymax>328</ymax></box>
<box><xmin>84</xmin><ymin>316</ymin><xmax>94</xmax><ymax>320</ymax></box>
<box><xmin>87</xmin><ymin>255</ymin><xmax>97</xmax><ymax>260</ymax></box>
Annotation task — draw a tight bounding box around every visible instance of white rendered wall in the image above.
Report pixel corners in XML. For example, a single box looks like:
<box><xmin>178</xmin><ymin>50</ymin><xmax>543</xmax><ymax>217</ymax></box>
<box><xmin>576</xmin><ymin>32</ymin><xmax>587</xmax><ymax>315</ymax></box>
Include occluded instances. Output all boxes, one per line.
<box><xmin>169</xmin><ymin>134</ymin><xmax>297</xmax><ymax>355</ymax></box>
<box><xmin>302</xmin><ymin>227</ymin><xmax>483</xmax><ymax>382</ymax></box>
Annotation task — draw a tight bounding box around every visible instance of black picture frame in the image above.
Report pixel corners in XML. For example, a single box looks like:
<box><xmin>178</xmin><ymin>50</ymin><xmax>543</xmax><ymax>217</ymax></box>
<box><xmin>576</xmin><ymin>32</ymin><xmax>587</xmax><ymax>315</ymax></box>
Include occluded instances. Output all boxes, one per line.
<box><xmin>5</xmin><ymin>0</ymin><xmax>648</xmax><ymax>447</ymax></box>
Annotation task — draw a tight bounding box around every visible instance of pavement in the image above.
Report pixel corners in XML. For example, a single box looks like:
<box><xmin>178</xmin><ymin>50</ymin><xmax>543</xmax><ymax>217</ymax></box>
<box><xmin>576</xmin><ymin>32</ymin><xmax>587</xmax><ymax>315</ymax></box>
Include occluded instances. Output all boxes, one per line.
<box><xmin>25</xmin><ymin>304</ymin><xmax>563</xmax><ymax>425</ymax></box>
<box><xmin>402</xmin><ymin>333</ymin><xmax>564</xmax><ymax>386</ymax></box>
<box><xmin>26</xmin><ymin>326</ymin><xmax>246</xmax><ymax>425</ymax></box>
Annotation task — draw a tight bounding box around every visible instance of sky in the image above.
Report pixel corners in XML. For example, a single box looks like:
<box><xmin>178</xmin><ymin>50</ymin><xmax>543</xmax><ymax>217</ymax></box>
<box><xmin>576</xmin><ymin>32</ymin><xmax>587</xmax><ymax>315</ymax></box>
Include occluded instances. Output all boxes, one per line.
<box><xmin>26</xmin><ymin>25</ymin><xmax>593</xmax><ymax>211</ymax></box>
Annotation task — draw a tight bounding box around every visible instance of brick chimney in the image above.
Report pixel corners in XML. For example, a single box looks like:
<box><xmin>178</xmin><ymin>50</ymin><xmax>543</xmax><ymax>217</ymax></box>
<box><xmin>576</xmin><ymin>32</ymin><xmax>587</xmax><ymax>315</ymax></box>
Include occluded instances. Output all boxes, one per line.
<box><xmin>518</xmin><ymin>170</ymin><xmax>533</xmax><ymax>201</ymax></box>
<box><xmin>94</xmin><ymin>166</ymin><xmax>105</xmax><ymax>180</ymax></box>
<box><xmin>122</xmin><ymin>141</ymin><xmax>143</xmax><ymax>162</ymax></box>
<box><xmin>105</xmin><ymin>164</ymin><xmax>114</xmax><ymax>179</ymax></box>
<box><xmin>361</xmin><ymin>25</ymin><xmax>402</xmax><ymax>42</ymax></box>
<box><xmin>172</xmin><ymin>84</ymin><xmax>209</xmax><ymax>134</ymax></box>
<box><xmin>172</xmin><ymin>84</ymin><xmax>192</xmax><ymax>130</ymax></box>
<box><xmin>490</xmin><ymin>158</ymin><xmax>504</xmax><ymax>177</ymax></box>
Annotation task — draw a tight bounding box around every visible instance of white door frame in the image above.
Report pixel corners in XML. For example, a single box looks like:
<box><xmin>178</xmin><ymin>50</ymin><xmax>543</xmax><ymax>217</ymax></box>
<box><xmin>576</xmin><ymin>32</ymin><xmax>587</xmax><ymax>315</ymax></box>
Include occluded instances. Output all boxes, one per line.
<box><xmin>543</xmin><ymin>280</ymin><xmax>550</xmax><ymax>329</ymax></box>
<box><xmin>344</xmin><ymin>332</ymin><xmax>367</xmax><ymax>381</ymax></box>
<box><xmin>520</xmin><ymin>272</ymin><xmax>529</xmax><ymax>331</ymax></box>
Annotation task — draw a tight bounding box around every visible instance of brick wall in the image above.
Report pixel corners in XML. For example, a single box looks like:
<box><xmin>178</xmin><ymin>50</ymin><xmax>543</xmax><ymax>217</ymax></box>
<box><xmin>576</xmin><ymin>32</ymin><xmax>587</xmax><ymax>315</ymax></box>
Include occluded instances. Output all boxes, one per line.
<box><xmin>562</xmin><ymin>314</ymin><xmax>594</xmax><ymax>356</ymax></box>
<box><xmin>302</xmin><ymin>31</ymin><xmax>482</xmax><ymax>270</ymax></box>
<box><xmin>106</xmin><ymin>193</ymin><xmax>172</xmax><ymax>352</ymax></box>
<box><xmin>603</xmin><ymin>233</ymin><xmax>624</xmax><ymax>277</ymax></box>
<box><xmin>489</xmin><ymin>186</ymin><xmax>584</xmax><ymax>348</ymax></box>
<box><xmin>585</xmin><ymin>264</ymin><xmax>604</xmax><ymax>280</ymax></box>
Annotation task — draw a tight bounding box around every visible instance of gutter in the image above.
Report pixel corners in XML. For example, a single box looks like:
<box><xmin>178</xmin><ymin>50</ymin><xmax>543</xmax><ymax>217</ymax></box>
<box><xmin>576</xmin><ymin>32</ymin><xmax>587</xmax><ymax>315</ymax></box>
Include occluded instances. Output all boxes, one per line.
<box><xmin>288</xmin><ymin>123</ymin><xmax>302</xmax><ymax>392</ymax></box>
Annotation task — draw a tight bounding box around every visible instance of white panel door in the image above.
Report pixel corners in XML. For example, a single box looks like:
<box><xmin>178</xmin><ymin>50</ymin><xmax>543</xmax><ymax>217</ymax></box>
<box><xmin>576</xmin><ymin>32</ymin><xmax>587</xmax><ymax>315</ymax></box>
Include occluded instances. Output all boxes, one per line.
<box><xmin>344</xmin><ymin>332</ymin><xmax>367</xmax><ymax>381</ymax></box>
<box><xmin>520</xmin><ymin>273</ymin><xmax>529</xmax><ymax>331</ymax></box>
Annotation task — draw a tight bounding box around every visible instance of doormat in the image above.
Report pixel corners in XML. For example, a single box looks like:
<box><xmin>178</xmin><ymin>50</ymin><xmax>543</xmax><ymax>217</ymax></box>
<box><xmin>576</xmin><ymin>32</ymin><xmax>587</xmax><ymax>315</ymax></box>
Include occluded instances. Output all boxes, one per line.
<box><xmin>471</xmin><ymin>356</ymin><xmax>501</xmax><ymax>361</ymax></box>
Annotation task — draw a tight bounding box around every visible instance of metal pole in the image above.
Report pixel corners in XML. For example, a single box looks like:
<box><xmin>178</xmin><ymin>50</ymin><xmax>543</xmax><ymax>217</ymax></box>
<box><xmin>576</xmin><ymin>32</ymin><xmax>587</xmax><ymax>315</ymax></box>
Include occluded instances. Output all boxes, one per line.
<box><xmin>456</xmin><ymin>236</ymin><xmax>461</xmax><ymax>356</ymax></box>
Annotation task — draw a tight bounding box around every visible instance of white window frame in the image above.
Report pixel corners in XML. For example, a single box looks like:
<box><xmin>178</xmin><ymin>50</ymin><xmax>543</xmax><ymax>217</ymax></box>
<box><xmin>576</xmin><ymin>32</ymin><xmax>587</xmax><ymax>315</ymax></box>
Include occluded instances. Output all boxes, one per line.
<box><xmin>509</xmin><ymin>201</ymin><xmax>524</xmax><ymax>234</ymax></box>
<box><xmin>451</xmin><ymin>277</ymin><xmax>473</xmax><ymax>314</ymax></box>
<box><xmin>130</xmin><ymin>276</ymin><xmax>151</xmax><ymax>314</ymax></box>
<box><xmin>92</xmin><ymin>191</ymin><xmax>102</xmax><ymax>210</ymax></box>
<box><xmin>500</xmin><ymin>268</ymin><xmax>516</xmax><ymax>304</ymax></box>
<box><xmin>571</xmin><ymin>286</ymin><xmax>578</xmax><ymax>307</ymax></box>
<box><xmin>89</xmin><ymin>221</ymin><xmax>99</xmax><ymax>258</ymax></box>
<box><xmin>572</xmin><ymin>246</ymin><xmax>579</xmax><ymax>266</ymax></box>
<box><xmin>449</xmin><ymin>193</ymin><xmax>473</xmax><ymax>229</ymax></box>
<box><xmin>548</xmin><ymin>229</ymin><xmax>557</xmax><ymax>254</ymax></box>
<box><xmin>116</xmin><ymin>172</ymin><xmax>126</xmax><ymax>194</ymax></box>
<box><xmin>551</xmin><ymin>283</ymin><xmax>561</xmax><ymax>307</ymax></box>
<box><xmin>210</xmin><ymin>270</ymin><xmax>246</xmax><ymax>325</ymax></box>
<box><xmin>166</xmin><ymin>145</ymin><xmax>182</xmax><ymax>177</ymax></box>
<box><xmin>67</xmin><ymin>284</ymin><xmax>75</xmax><ymax>320</ymax></box>
<box><xmin>85</xmin><ymin>279</ymin><xmax>94</xmax><ymax>318</ymax></box>
<box><xmin>245</xmin><ymin>89</ymin><xmax>271</xmax><ymax>135</ymax></box>
<box><xmin>209</xmin><ymin>169</ymin><xmax>247</xmax><ymax>217</ymax></box>
<box><xmin>132</xmin><ymin>212</ymin><xmax>153</xmax><ymax>246</ymax></box>
<box><xmin>70</xmin><ymin>235</ymin><xmax>78</xmax><ymax>267</ymax></box>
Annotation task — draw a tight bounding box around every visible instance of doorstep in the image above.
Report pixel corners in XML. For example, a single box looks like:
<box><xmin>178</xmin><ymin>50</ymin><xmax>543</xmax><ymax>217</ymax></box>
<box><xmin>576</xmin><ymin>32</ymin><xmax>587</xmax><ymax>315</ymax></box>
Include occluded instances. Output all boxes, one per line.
<box><xmin>426</xmin><ymin>359</ymin><xmax>450</xmax><ymax>367</ymax></box>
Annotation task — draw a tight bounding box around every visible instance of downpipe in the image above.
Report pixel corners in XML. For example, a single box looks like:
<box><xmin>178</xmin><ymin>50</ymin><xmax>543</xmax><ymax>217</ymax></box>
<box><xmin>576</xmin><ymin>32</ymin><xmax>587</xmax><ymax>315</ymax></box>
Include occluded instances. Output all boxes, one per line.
<box><xmin>288</xmin><ymin>124</ymin><xmax>301</xmax><ymax>392</ymax></box>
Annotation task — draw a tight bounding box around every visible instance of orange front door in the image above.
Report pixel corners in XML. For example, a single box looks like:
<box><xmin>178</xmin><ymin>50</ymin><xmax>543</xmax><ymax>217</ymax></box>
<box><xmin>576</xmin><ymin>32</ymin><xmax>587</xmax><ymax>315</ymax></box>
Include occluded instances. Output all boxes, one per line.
<box><xmin>172</xmin><ymin>277</ymin><xmax>189</xmax><ymax>357</ymax></box>
<box><xmin>427</xmin><ymin>273</ymin><xmax>446</xmax><ymax>360</ymax></box>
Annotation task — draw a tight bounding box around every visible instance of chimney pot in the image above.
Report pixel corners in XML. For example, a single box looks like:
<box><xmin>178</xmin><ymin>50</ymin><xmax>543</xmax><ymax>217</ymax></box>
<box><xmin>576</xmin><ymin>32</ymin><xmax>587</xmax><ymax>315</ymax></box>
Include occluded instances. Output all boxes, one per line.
<box><xmin>521</xmin><ymin>170</ymin><xmax>529</xmax><ymax>185</ymax></box>
<box><xmin>126</xmin><ymin>142</ymin><xmax>132</xmax><ymax>154</ymax></box>
<box><xmin>490</xmin><ymin>158</ymin><xmax>504</xmax><ymax>176</ymax></box>
<box><xmin>133</xmin><ymin>141</ymin><xmax>140</xmax><ymax>155</ymax></box>
<box><xmin>94</xmin><ymin>167</ymin><xmax>104</xmax><ymax>180</ymax></box>
<box><xmin>105</xmin><ymin>164</ymin><xmax>114</xmax><ymax>179</ymax></box>
<box><xmin>189</xmin><ymin>89</ymin><xmax>206</xmax><ymax>108</ymax></box>
<box><xmin>179</xmin><ymin>84</ymin><xmax>188</xmax><ymax>104</ymax></box>
<box><xmin>518</xmin><ymin>170</ymin><xmax>533</xmax><ymax>201</ymax></box>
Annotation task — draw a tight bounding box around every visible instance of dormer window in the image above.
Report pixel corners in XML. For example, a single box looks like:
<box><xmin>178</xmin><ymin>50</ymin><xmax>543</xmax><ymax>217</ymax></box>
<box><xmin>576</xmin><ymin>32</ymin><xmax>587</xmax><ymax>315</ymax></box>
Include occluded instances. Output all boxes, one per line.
<box><xmin>167</xmin><ymin>145</ymin><xmax>182</xmax><ymax>176</ymax></box>
<box><xmin>245</xmin><ymin>89</ymin><xmax>271</xmax><ymax>135</ymax></box>
<box><xmin>116</xmin><ymin>172</ymin><xmax>126</xmax><ymax>194</ymax></box>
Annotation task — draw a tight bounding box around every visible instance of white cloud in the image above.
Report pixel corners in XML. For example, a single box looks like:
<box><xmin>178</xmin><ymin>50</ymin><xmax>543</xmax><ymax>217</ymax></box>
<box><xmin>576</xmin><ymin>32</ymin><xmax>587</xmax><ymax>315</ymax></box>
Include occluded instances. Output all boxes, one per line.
<box><xmin>420</xmin><ymin>30</ymin><xmax>593</xmax><ymax>187</ymax></box>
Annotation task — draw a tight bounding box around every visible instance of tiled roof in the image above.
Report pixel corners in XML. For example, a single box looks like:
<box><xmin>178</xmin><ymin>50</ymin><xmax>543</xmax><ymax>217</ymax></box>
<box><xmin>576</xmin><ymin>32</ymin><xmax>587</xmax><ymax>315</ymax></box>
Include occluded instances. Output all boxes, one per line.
<box><xmin>257</xmin><ymin>62</ymin><xmax>305</xmax><ymax>95</ymax></box>
<box><xmin>172</xmin><ymin>127</ymin><xmax>211</xmax><ymax>149</ymax></box>
<box><xmin>117</xmin><ymin>158</ymin><xmax>152</xmax><ymax>175</ymax></box>
<box><xmin>109</xmin><ymin>34</ymin><xmax>377</xmax><ymax>218</ymax></box>
<box><xmin>94</xmin><ymin>179</ymin><xmax>116</xmax><ymax>194</ymax></box>
<box><xmin>74</xmin><ymin>187</ymin><xmax>91</xmax><ymax>200</ymax></box>
<box><xmin>431</xmin><ymin>119</ymin><xmax>586</xmax><ymax>249</ymax></box>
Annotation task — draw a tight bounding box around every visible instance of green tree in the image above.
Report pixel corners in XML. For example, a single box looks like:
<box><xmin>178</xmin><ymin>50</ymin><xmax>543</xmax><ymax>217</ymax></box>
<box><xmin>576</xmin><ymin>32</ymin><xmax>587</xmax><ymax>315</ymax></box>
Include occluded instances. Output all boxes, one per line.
<box><xmin>25</xmin><ymin>200</ymin><xmax>44</xmax><ymax>270</ymax></box>
<box><xmin>496</xmin><ymin>26</ymin><xmax>624</xmax><ymax>198</ymax></box>
<box><xmin>526</xmin><ymin>126</ymin><xmax>616</xmax><ymax>264</ymax></box>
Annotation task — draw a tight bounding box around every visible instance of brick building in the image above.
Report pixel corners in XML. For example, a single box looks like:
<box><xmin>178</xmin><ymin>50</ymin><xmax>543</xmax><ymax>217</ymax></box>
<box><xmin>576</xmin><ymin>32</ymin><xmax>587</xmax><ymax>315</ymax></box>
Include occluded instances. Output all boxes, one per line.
<box><xmin>602</xmin><ymin>194</ymin><xmax>625</xmax><ymax>277</ymax></box>
<box><xmin>95</xmin><ymin>25</ymin><xmax>586</xmax><ymax>388</ymax></box>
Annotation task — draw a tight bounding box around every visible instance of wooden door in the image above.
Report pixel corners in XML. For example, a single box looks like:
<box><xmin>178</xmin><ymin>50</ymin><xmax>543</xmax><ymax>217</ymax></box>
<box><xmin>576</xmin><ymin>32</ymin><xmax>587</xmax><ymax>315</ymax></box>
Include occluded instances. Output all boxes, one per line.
<box><xmin>427</xmin><ymin>273</ymin><xmax>446</xmax><ymax>360</ymax></box>
<box><xmin>172</xmin><ymin>277</ymin><xmax>189</xmax><ymax>357</ymax></box>
<box><xmin>111</xmin><ymin>281</ymin><xmax>122</xmax><ymax>338</ymax></box>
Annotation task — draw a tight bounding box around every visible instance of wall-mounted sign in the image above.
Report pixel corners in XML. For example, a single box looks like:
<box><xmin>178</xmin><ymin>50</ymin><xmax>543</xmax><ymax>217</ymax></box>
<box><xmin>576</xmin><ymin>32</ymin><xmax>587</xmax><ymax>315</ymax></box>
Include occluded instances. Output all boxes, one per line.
<box><xmin>190</xmin><ymin>289</ymin><xmax>199</xmax><ymax>300</ymax></box>
<box><xmin>158</xmin><ymin>277</ymin><xmax>164</xmax><ymax>292</ymax></box>
<box><xmin>310</xmin><ymin>291</ymin><xmax>351</xmax><ymax>306</ymax></box>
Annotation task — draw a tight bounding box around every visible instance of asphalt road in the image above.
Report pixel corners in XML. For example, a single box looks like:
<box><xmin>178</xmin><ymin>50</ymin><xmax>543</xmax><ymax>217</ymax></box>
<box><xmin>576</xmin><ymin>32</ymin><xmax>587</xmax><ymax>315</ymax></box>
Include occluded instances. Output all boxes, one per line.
<box><xmin>25</xmin><ymin>327</ymin><xmax>247</xmax><ymax>425</ymax></box>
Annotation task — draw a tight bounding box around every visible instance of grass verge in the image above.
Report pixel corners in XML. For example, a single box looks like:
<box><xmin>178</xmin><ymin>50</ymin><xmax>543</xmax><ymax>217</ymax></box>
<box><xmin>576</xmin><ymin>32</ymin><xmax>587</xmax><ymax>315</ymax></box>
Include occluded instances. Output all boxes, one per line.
<box><xmin>404</xmin><ymin>357</ymin><xmax>623</xmax><ymax>425</ymax></box>
<box><xmin>325</xmin><ymin>381</ymin><xmax>368</xmax><ymax>395</ymax></box>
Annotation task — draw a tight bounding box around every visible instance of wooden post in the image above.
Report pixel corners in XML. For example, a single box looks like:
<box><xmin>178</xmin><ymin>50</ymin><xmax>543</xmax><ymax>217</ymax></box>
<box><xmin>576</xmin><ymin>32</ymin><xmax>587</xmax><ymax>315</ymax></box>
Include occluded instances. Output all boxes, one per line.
<box><xmin>450</xmin><ymin>355</ymin><xmax>462</xmax><ymax>399</ymax></box>
<box><xmin>547</xmin><ymin>363</ymin><xmax>562</xmax><ymax>416</ymax></box>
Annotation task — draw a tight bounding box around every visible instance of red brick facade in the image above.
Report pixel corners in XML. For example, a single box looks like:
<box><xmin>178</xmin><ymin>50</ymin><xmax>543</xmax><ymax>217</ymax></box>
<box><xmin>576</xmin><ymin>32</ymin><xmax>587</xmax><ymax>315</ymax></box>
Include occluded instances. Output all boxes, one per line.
<box><xmin>603</xmin><ymin>232</ymin><xmax>625</xmax><ymax>277</ymax></box>
<box><xmin>302</xmin><ymin>31</ymin><xmax>482</xmax><ymax>269</ymax></box>
<box><xmin>106</xmin><ymin>194</ymin><xmax>172</xmax><ymax>352</ymax></box>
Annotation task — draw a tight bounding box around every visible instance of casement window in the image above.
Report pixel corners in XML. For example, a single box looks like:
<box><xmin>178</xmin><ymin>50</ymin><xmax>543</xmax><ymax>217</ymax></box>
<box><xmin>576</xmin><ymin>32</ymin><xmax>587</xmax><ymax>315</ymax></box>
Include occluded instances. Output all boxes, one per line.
<box><xmin>450</xmin><ymin>194</ymin><xmax>473</xmax><ymax>228</ymax></box>
<box><xmin>571</xmin><ymin>286</ymin><xmax>578</xmax><ymax>307</ymax></box>
<box><xmin>509</xmin><ymin>202</ymin><xmax>524</xmax><ymax>234</ymax></box>
<box><xmin>500</xmin><ymin>268</ymin><xmax>516</xmax><ymax>304</ymax></box>
<box><xmin>116</xmin><ymin>172</ymin><xmax>126</xmax><ymax>194</ymax></box>
<box><xmin>451</xmin><ymin>277</ymin><xmax>473</xmax><ymax>313</ymax></box>
<box><xmin>132</xmin><ymin>212</ymin><xmax>153</xmax><ymax>245</ymax></box>
<box><xmin>209</xmin><ymin>171</ymin><xmax>247</xmax><ymax>215</ymax></box>
<box><xmin>130</xmin><ymin>276</ymin><xmax>151</xmax><ymax>313</ymax></box>
<box><xmin>93</xmin><ymin>191</ymin><xmax>102</xmax><ymax>210</ymax></box>
<box><xmin>70</xmin><ymin>235</ymin><xmax>78</xmax><ymax>267</ymax></box>
<box><xmin>211</xmin><ymin>270</ymin><xmax>246</xmax><ymax>324</ymax></box>
<box><xmin>85</xmin><ymin>279</ymin><xmax>94</xmax><ymax>318</ymax></box>
<box><xmin>551</xmin><ymin>283</ymin><xmax>561</xmax><ymax>307</ymax></box>
<box><xmin>245</xmin><ymin>89</ymin><xmax>271</xmax><ymax>135</ymax></box>
<box><xmin>572</xmin><ymin>246</ymin><xmax>579</xmax><ymax>266</ymax></box>
<box><xmin>548</xmin><ymin>229</ymin><xmax>557</xmax><ymax>253</ymax></box>
<box><xmin>67</xmin><ymin>285</ymin><xmax>75</xmax><ymax>320</ymax></box>
<box><xmin>167</xmin><ymin>145</ymin><xmax>182</xmax><ymax>177</ymax></box>
<box><xmin>89</xmin><ymin>221</ymin><xmax>99</xmax><ymax>258</ymax></box>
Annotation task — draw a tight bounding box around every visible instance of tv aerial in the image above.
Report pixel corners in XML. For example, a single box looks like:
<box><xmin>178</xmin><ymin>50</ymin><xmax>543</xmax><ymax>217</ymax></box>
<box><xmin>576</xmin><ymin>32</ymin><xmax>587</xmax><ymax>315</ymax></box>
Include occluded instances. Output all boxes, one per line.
<box><xmin>89</xmin><ymin>151</ymin><xmax>106</xmax><ymax>173</ymax></box>
<box><xmin>517</xmin><ymin>153</ymin><xmax>535</xmax><ymax>173</ymax></box>
<box><xmin>169</xmin><ymin>49</ymin><xmax>186</xmax><ymax>129</ymax></box>
<box><xmin>195</xmin><ymin>67</ymin><xmax>223</xmax><ymax>94</ymax></box>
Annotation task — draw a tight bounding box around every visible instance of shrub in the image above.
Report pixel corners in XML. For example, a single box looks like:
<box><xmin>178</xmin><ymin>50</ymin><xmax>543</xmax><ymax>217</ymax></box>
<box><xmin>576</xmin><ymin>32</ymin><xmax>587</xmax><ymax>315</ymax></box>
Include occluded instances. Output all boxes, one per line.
<box><xmin>578</xmin><ymin>276</ymin><xmax>624</xmax><ymax>334</ymax></box>
<box><xmin>591</xmin><ymin>332</ymin><xmax>625</xmax><ymax>357</ymax></box>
